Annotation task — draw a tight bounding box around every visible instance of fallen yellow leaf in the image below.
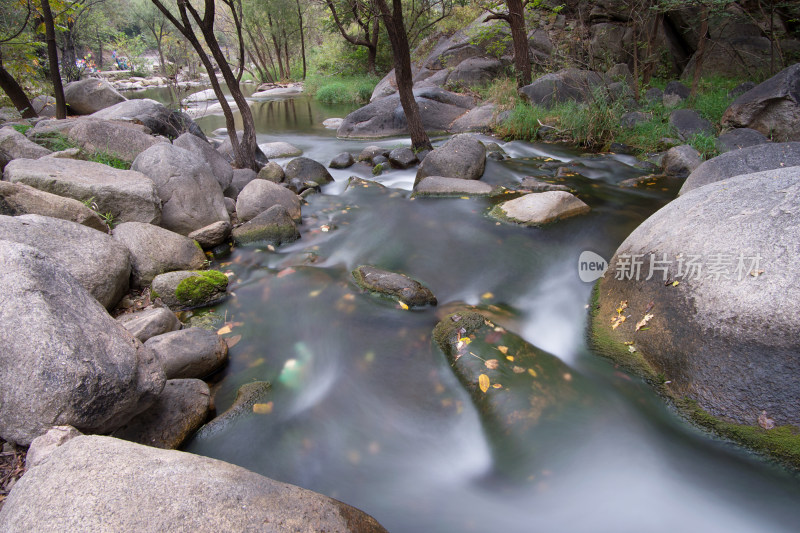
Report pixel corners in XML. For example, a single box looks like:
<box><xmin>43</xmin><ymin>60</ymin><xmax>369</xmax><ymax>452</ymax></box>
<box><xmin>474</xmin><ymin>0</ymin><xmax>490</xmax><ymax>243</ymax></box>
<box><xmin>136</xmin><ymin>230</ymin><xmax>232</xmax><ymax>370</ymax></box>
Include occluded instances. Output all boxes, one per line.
<box><xmin>478</xmin><ymin>374</ymin><xmax>490</xmax><ymax>393</ymax></box>
<box><xmin>398</xmin><ymin>301</ymin><xmax>409</xmax><ymax>310</ymax></box>
<box><xmin>635</xmin><ymin>313</ymin><xmax>654</xmax><ymax>332</ymax></box>
<box><xmin>512</xmin><ymin>366</ymin><xmax>525</xmax><ymax>374</ymax></box>
<box><xmin>253</xmin><ymin>402</ymin><xmax>273</xmax><ymax>414</ymax></box>
<box><xmin>217</xmin><ymin>325</ymin><xmax>232</xmax><ymax>335</ymax></box>
<box><xmin>485</xmin><ymin>359</ymin><xmax>499</xmax><ymax>370</ymax></box>
<box><xmin>492</xmin><ymin>383</ymin><xmax>503</xmax><ymax>389</ymax></box>
<box><xmin>497</xmin><ymin>346</ymin><xmax>509</xmax><ymax>354</ymax></box>
<box><xmin>506</xmin><ymin>355</ymin><xmax>514</xmax><ymax>362</ymax></box>
<box><xmin>481</xmin><ymin>292</ymin><xmax>494</xmax><ymax>299</ymax></box>
<box><xmin>528</xmin><ymin>368</ymin><xmax>537</xmax><ymax>377</ymax></box>
<box><xmin>611</xmin><ymin>315</ymin><xmax>626</xmax><ymax>329</ymax></box>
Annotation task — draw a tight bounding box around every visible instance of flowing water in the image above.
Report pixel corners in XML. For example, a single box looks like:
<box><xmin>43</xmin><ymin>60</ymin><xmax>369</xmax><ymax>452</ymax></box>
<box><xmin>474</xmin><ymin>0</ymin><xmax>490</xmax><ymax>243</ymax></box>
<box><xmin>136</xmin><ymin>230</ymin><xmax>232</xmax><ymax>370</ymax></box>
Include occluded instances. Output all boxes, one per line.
<box><xmin>137</xmin><ymin>89</ymin><xmax>800</xmax><ymax>532</ymax></box>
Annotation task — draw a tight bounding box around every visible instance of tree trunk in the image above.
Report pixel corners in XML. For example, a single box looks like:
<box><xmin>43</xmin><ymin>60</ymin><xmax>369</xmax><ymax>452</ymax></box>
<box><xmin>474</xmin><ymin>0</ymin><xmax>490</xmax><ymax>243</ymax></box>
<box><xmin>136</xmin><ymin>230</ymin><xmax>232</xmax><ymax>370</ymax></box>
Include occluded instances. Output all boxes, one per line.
<box><xmin>41</xmin><ymin>0</ymin><xmax>66</xmax><ymax>119</ymax></box>
<box><xmin>691</xmin><ymin>8</ymin><xmax>709</xmax><ymax>99</ymax></box>
<box><xmin>375</xmin><ymin>0</ymin><xmax>431</xmax><ymax>151</ymax></box>
<box><xmin>283</xmin><ymin>28</ymin><xmax>290</xmax><ymax>79</ymax></box>
<box><xmin>506</xmin><ymin>0</ymin><xmax>531</xmax><ymax>87</ymax></box>
<box><xmin>156</xmin><ymin>33</ymin><xmax>167</xmax><ymax>77</ymax></box>
<box><xmin>296</xmin><ymin>0</ymin><xmax>306</xmax><ymax>79</ymax></box>
<box><xmin>0</xmin><ymin>62</ymin><xmax>37</xmax><ymax>118</ymax></box>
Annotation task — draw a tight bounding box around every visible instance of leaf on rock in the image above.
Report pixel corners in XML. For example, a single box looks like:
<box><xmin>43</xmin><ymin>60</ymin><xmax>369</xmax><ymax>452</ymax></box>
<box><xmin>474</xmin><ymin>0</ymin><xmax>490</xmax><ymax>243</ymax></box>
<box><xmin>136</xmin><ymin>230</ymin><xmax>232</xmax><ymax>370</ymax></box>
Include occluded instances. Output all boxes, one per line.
<box><xmin>398</xmin><ymin>301</ymin><xmax>409</xmax><ymax>310</ymax></box>
<box><xmin>758</xmin><ymin>410</ymin><xmax>776</xmax><ymax>430</ymax></box>
<box><xmin>611</xmin><ymin>314</ymin><xmax>626</xmax><ymax>329</ymax></box>
<box><xmin>635</xmin><ymin>313</ymin><xmax>654</xmax><ymax>332</ymax></box>
<box><xmin>478</xmin><ymin>374</ymin><xmax>490</xmax><ymax>393</ymax></box>
<box><xmin>253</xmin><ymin>402</ymin><xmax>273</xmax><ymax>414</ymax></box>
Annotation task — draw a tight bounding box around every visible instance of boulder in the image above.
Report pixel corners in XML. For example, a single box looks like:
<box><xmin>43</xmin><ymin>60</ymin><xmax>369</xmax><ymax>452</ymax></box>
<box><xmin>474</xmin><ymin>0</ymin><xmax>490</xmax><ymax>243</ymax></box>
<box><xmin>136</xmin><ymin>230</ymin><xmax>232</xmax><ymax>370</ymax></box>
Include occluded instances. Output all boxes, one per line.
<box><xmin>182</xmin><ymin>89</ymin><xmax>217</xmax><ymax>104</ymax></box>
<box><xmin>225</xmin><ymin>168</ymin><xmax>258</xmax><ymax>199</ymax></box>
<box><xmin>450</xmin><ymin>104</ymin><xmax>497</xmax><ymax>133</ymax></box>
<box><xmin>90</xmin><ymin>98</ymin><xmax>205</xmax><ymax>140</ymax></box>
<box><xmin>589</xmin><ymin>23</ymin><xmax>632</xmax><ymax>65</ymax></box>
<box><xmin>682</xmin><ymin>37</ymin><xmax>778</xmax><ymax>80</ymax></box>
<box><xmin>0</xmin><ymin>214</ymin><xmax>130</xmax><ymax>308</ymax></box>
<box><xmin>592</xmin><ymin>168</ymin><xmax>800</xmax><ymax>430</ymax></box>
<box><xmin>0</xmin><ymin>241</ymin><xmax>164</xmax><ymax>445</ymax></box>
<box><xmin>329</xmin><ymin>152</ymin><xmax>355</xmax><ymax>169</ymax></box>
<box><xmin>188</xmin><ymin>220</ymin><xmax>232</xmax><ymax>249</ymax></box>
<box><xmin>446</xmin><ymin>57</ymin><xmax>503</xmax><ymax>88</ymax></box>
<box><xmin>664</xmin><ymin>80</ymin><xmax>690</xmax><ymax>100</ymax></box>
<box><xmin>721</xmin><ymin>63</ymin><xmax>800</xmax><ymax>142</ymax></box>
<box><xmin>644</xmin><ymin>87</ymin><xmax>663</xmax><ymax>103</ymax></box>
<box><xmin>489</xmin><ymin>191</ymin><xmax>590</xmax><ymax>226</ymax></box>
<box><xmin>64</xmin><ymin>78</ymin><xmax>126</xmax><ymax>115</ymax></box>
<box><xmin>132</xmin><ymin>143</ymin><xmax>229</xmax><ymax>235</ymax></box>
<box><xmin>257</xmin><ymin>161</ymin><xmax>285</xmax><ymax>182</ymax></box>
<box><xmin>0</xmin><ymin>435</ymin><xmax>388</xmax><ymax>532</ymax></box>
<box><xmin>67</xmin><ymin>119</ymin><xmax>162</xmax><ymax>162</ymax></box>
<box><xmin>111</xmin><ymin>379</ymin><xmax>211</xmax><ymax>449</ymax></box>
<box><xmin>259</xmin><ymin>141</ymin><xmax>302</xmax><ymax>159</ymax></box>
<box><xmin>323</xmin><ymin>118</ymin><xmax>344</xmax><ymax>129</ymax></box>
<box><xmin>117</xmin><ymin>307</ymin><xmax>182</xmax><ymax>343</ymax></box>
<box><xmin>337</xmin><ymin>87</ymin><xmax>475</xmax><ymax>138</ymax></box>
<box><xmin>144</xmin><ymin>327</ymin><xmax>228</xmax><ymax>379</ymax></box>
<box><xmin>352</xmin><ymin>265</ymin><xmax>437</xmax><ymax>308</ymax></box>
<box><xmin>284</xmin><ymin>157</ymin><xmax>333</xmax><ymax>186</ymax></box>
<box><xmin>715</xmin><ymin>128</ymin><xmax>769</xmax><ymax>153</ymax></box>
<box><xmin>231</xmin><ymin>204</ymin><xmax>300</xmax><ymax>246</ymax></box>
<box><xmin>174</xmin><ymin>132</ymin><xmax>234</xmax><ymax>191</ymax></box>
<box><xmin>669</xmin><ymin>109</ymin><xmax>715</xmax><ymax>140</ymax></box>
<box><xmin>388</xmin><ymin>147</ymin><xmax>417</xmax><ymax>169</ymax></box>
<box><xmin>661</xmin><ymin>144</ymin><xmax>702</xmax><ymax>177</ymax></box>
<box><xmin>680</xmin><ymin>142</ymin><xmax>800</xmax><ymax>194</ymax></box>
<box><xmin>358</xmin><ymin>146</ymin><xmax>389</xmax><ymax>164</ymax></box>
<box><xmin>112</xmin><ymin>222</ymin><xmax>206</xmax><ymax>288</ymax></box>
<box><xmin>236</xmin><ymin>179</ymin><xmax>301</xmax><ymax>222</ymax></box>
<box><xmin>620</xmin><ymin>111</ymin><xmax>651</xmax><ymax>129</ymax></box>
<box><xmin>728</xmin><ymin>81</ymin><xmax>756</xmax><ymax>99</ymax></box>
<box><xmin>4</xmin><ymin>157</ymin><xmax>161</xmax><ymax>225</ymax></box>
<box><xmin>0</xmin><ymin>181</ymin><xmax>106</xmax><ymax>231</ymax></box>
<box><xmin>412</xmin><ymin>176</ymin><xmax>494</xmax><ymax>197</ymax></box>
<box><xmin>30</xmin><ymin>95</ymin><xmax>56</xmax><ymax>117</ymax></box>
<box><xmin>0</xmin><ymin>127</ymin><xmax>52</xmax><ymax>160</ymax></box>
<box><xmin>415</xmin><ymin>134</ymin><xmax>486</xmax><ymax>186</ymax></box>
<box><xmin>518</xmin><ymin>69</ymin><xmax>604</xmax><ymax>108</ymax></box>
<box><xmin>216</xmin><ymin>130</ymin><xmax>269</xmax><ymax>168</ymax></box>
<box><xmin>26</xmin><ymin>426</ymin><xmax>82</xmax><ymax>470</ymax></box>
<box><xmin>151</xmin><ymin>270</ymin><xmax>229</xmax><ymax>310</ymax></box>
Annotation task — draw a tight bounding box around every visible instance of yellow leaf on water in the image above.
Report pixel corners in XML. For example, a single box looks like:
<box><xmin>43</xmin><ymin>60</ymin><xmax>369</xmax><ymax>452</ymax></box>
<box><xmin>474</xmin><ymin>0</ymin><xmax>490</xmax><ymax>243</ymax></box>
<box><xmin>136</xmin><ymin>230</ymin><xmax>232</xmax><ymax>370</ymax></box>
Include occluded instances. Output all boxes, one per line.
<box><xmin>217</xmin><ymin>325</ymin><xmax>232</xmax><ymax>335</ymax></box>
<box><xmin>398</xmin><ymin>301</ymin><xmax>409</xmax><ymax>310</ymax></box>
<box><xmin>492</xmin><ymin>383</ymin><xmax>503</xmax><ymax>389</ymax></box>
<box><xmin>478</xmin><ymin>374</ymin><xmax>490</xmax><ymax>393</ymax></box>
<box><xmin>506</xmin><ymin>355</ymin><xmax>514</xmax><ymax>362</ymax></box>
<box><xmin>497</xmin><ymin>346</ymin><xmax>508</xmax><ymax>354</ymax></box>
<box><xmin>528</xmin><ymin>368</ymin><xmax>538</xmax><ymax>377</ymax></box>
<box><xmin>481</xmin><ymin>292</ymin><xmax>494</xmax><ymax>299</ymax></box>
<box><xmin>513</xmin><ymin>366</ymin><xmax>525</xmax><ymax>374</ymax></box>
<box><xmin>485</xmin><ymin>359</ymin><xmax>499</xmax><ymax>370</ymax></box>
<box><xmin>253</xmin><ymin>402</ymin><xmax>273</xmax><ymax>414</ymax></box>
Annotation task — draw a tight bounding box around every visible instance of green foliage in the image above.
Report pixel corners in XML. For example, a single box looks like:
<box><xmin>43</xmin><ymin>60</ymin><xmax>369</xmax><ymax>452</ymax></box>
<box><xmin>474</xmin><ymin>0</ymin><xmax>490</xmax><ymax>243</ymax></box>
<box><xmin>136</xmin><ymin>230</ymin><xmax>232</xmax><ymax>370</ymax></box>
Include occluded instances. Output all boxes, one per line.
<box><xmin>29</xmin><ymin>132</ymin><xmax>78</xmax><ymax>152</ymax></box>
<box><xmin>86</xmin><ymin>151</ymin><xmax>131</xmax><ymax>170</ymax></box>
<box><xmin>111</xmin><ymin>32</ymin><xmax>149</xmax><ymax>75</ymax></box>
<box><xmin>306</xmin><ymin>74</ymin><xmax>378</xmax><ymax>105</ymax></box>
<box><xmin>80</xmin><ymin>196</ymin><xmax>115</xmax><ymax>228</ymax></box>
<box><xmin>475</xmin><ymin>77</ymin><xmax>521</xmax><ymax>111</ymax></box>
<box><xmin>437</xmin><ymin>4</ymin><xmax>483</xmax><ymax>35</ymax></box>
<box><xmin>11</xmin><ymin>124</ymin><xmax>32</xmax><ymax>134</ymax></box>
<box><xmin>468</xmin><ymin>23</ymin><xmax>512</xmax><ymax>60</ymax></box>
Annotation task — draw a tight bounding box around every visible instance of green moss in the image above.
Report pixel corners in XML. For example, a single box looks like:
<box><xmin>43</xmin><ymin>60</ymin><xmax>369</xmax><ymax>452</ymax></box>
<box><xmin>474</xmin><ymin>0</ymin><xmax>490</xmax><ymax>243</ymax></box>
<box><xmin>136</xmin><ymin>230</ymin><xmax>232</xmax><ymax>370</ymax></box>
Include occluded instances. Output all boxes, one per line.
<box><xmin>679</xmin><ymin>399</ymin><xmax>800</xmax><ymax>469</ymax></box>
<box><xmin>174</xmin><ymin>270</ymin><xmax>228</xmax><ymax>306</ymax></box>
<box><xmin>11</xmin><ymin>124</ymin><xmax>32</xmax><ymax>135</ymax></box>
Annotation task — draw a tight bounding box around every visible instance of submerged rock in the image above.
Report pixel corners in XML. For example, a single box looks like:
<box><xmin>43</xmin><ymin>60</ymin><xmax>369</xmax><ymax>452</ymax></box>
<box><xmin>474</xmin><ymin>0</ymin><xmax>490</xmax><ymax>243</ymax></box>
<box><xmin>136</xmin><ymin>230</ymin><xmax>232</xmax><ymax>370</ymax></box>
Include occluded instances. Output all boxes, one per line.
<box><xmin>151</xmin><ymin>270</ymin><xmax>229</xmax><ymax>310</ymax></box>
<box><xmin>489</xmin><ymin>191</ymin><xmax>590</xmax><ymax>226</ymax></box>
<box><xmin>352</xmin><ymin>265</ymin><xmax>437</xmax><ymax>308</ymax></box>
<box><xmin>0</xmin><ymin>435</ymin><xmax>389</xmax><ymax>532</ymax></box>
<box><xmin>412</xmin><ymin>176</ymin><xmax>494</xmax><ymax>197</ymax></box>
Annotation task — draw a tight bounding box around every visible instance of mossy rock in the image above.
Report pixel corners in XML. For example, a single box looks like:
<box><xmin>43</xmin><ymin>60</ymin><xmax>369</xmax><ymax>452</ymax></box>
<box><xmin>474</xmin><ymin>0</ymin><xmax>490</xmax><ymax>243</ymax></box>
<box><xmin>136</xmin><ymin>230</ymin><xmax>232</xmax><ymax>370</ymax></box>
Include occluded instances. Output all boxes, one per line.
<box><xmin>151</xmin><ymin>270</ymin><xmax>228</xmax><ymax>310</ymax></box>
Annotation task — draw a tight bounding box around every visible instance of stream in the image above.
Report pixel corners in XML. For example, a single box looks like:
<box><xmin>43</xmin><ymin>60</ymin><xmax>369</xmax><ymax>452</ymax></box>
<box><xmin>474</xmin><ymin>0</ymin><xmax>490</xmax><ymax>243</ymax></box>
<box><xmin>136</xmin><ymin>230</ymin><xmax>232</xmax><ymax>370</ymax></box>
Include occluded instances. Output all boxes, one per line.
<box><xmin>135</xmin><ymin>88</ymin><xmax>800</xmax><ymax>532</ymax></box>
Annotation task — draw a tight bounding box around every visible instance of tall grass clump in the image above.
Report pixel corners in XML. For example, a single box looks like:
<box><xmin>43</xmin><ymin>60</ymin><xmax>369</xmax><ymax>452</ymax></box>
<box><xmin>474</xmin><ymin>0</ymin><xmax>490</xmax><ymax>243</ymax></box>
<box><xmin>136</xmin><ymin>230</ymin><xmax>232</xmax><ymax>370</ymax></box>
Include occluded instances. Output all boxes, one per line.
<box><xmin>306</xmin><ymin>74</ymin><xmax>379</xmax><ymax>105</ymax></box>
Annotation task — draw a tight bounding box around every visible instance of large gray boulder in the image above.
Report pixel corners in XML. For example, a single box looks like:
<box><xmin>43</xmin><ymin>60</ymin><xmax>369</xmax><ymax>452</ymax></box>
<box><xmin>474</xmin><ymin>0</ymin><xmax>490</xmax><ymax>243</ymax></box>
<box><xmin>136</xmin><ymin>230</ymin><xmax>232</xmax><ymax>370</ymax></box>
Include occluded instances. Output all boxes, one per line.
<box><xmin>415</xmin><ymin>134</ymin><xmax>486</xmax><ymax>186</ymax></box>
<box><xmin>337</xmin><ymin>87</ymin><xmax>475</xmax><ymax>139</ymax></box>
<box><xmin>592</xmin><ymin>168</ymin><xmax>800</xmax><ymax>429</ymax></box>
<box><xmin>232</xmin><ymin>204</ymin><xmax>299</xmax><ymax>246</ymax></box>
<box><xmin>680</xmin><ymin>142</ymin><xmax>800</xmax><ymax>194</ymax></box>
<box><xmin>721</xmin><ymin>63</ymin><xmax>800</xmax><ymax>142</ymax></box>
<box><xmin>132</xmin><ymin>143</ymin><xmax>229</xmax><ymax>235</ymax></box>
<box><xmin>412</xmin><ymin>176</ymin><xmax>494</xmax><ymax>197</ymax></box>
<box><xmin>489</xmin><ymin>191</ymin><xmax>590</xmax><ymax>226</ymax></box>
<box><xmin>64</xmin><ymin>78</ymin><xmax>126</xmax><ymax>115</ymax></box>
<box><xmin>0</xmin><ymin>214</ymin><xmax>131</xmax><ymax>309</ymax></box>
<box><xmin>0</xmin><ymin>181</ymin><xmax>106</xmax><ymax>231</ymax></box>
<box><xmin>0</xmin><ymin>241</ymin><xmax>164</xmax><ymax>445</ymax></box>
<box><xmin>449</xmin><ymin>104</ymin><xmax>497</xmax><ymax>133</ymax></box>
<box><xmin>112</xmin><ymin>222</ymin><xmax>206</xmax><ymax>288</ymax></box>
<box><xmin>31</xmin><ymin>95</ymin><xmax>56</xmax><ymax>117</ymax></box>
<box><xmin>236</xmin><ymin>179</ymin><xmax>301</xmax><ymax>222</ymax></box>
<box><xmin>117</xmin><ymin>307</ymin><xmax>182</xmax><ymax>343</ymax></box>
<box><xmin>173</xmin><ymin>132</ymin><xmax>234</xmax><ymax>191</ymax></box>
<box><xmin>111</xmin><ymin>379</ymin><xmax>210</xmax><ymax>449</ymax></box>
<box><xmin>90</xmin><ymin>98</ymin><xmax>205</xmax><ymax>140</ymax></box>
<box><xmin>283</xmin><ymin>157</ymin><xmax>333</xmax><ymax>186</ymax></box>
<box><xmin>4</xmin><ymin>157</ymin><xmax>161</xmax><ymax>225</ymax></box>
<box><xmin>662</xmin><ymin>144</ymin><xmax>702</xmax><ymax>178</ymax></box>
<box><xmin>67</xmin><ymin>119</ymin><xmax>162</xmax><ymax>163</ymax></box>
<box><xmin>0</xmin><ymin>126</ymin><xmax>51</xmax><ymax>160</ymax></box>
<box><xmin>145</xmin><ymin>327</ymin><xmax>228</xmax><ymax>379</ymax></box>
<box><xmin>0</xmin><ymin>435</ymin><xmax>388</xmax><ymax>532</ymax></box>
<box><xmin>446</xmin><ymin>57</ymin><xmax>503</xmax><ymax>88</ymax></box>
<box><xmin>715</xmin><ymin>128</ymin><xmax>769</xmax><ymax>153</ymax></box>
<box><xmin>669</xmin><ymin>108</ymin><xmax>714</xmax><ymax>140</ymax></box>
<box><xmin>519</xmin><ymin>69</ymin><xmax>605</xmax><ymax>108</ymax></box>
